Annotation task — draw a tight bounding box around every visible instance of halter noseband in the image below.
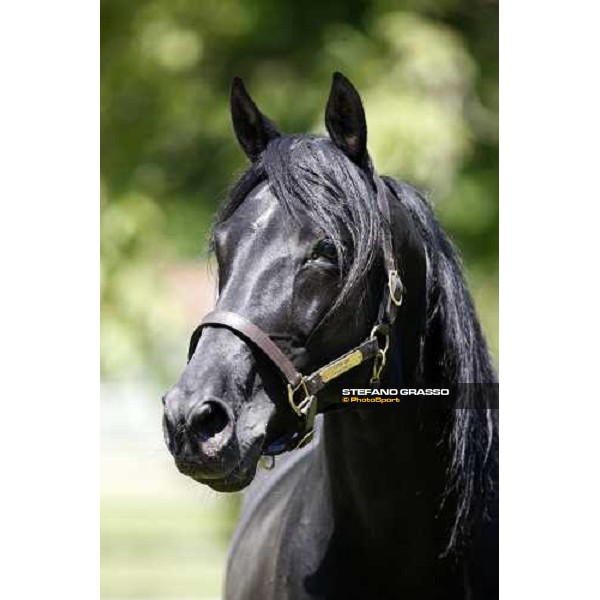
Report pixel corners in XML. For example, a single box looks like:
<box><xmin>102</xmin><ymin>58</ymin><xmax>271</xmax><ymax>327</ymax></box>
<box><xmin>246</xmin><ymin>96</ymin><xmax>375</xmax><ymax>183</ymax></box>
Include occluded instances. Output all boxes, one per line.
<box><xmin>188</xmin><ymin>173</ymin><xmax>403</xmax><ymax>453</ymax></box>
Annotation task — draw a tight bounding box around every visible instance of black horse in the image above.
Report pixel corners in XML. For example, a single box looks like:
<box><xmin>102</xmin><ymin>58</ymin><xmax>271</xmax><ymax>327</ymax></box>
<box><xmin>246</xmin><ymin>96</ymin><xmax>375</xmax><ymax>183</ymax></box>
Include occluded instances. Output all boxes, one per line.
<box><xmin>162</xmin><ymin>73</ymin><xmax>498</xmax><ymax>599</ymax></box>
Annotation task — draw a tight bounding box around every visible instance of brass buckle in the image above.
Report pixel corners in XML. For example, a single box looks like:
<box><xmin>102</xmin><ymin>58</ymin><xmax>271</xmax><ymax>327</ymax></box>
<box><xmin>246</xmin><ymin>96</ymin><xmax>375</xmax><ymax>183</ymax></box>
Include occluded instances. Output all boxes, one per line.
<box><xmin>371</xmin><ymin>348</ymin><xmax>387</xmax><ymax>383</ymax></box>
<box><xmin>370</xmin><ymin>325</ymin><xmax>390</xmax><ymax>384</ymax></box>
<box><xmin>287</xmin><ymin>379</ymin><xmax>318</xmax><ymax>450</ymax></box>
<box><xmin>388</xmin><ymin>270</ymin><xmax>403</xmax><ymax>307</ymax></box>
<box><xmin>287</xmin><ymin>378</ymin><xmax>311</xmax><ymax>417</ymax></box>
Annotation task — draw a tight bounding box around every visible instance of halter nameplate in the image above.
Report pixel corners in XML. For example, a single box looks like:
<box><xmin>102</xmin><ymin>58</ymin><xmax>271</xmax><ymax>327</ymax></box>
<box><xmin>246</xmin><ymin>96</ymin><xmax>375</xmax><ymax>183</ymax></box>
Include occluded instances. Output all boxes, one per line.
<box><xmin>318</xmin><ymin>349</ymin><xmax>364</xmax><ymax>383</ymax></box>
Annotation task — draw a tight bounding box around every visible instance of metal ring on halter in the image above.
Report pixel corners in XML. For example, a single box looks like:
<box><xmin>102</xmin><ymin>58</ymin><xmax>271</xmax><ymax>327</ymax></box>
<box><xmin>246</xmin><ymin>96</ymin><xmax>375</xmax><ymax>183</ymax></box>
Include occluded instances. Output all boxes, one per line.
<box><xmin>259</xmin><ymin>455</ymin><xmax>276</xmax><ymax>470</ymax></box>
<box><xmin>370</xmin><ymin>325</ymin><xmax>390</xmax><ymax>356</ymax></box>
<box><xmin>388</xmin><ymin>270</ymin><xmax>404</xmax><ymax>307</ymax></box>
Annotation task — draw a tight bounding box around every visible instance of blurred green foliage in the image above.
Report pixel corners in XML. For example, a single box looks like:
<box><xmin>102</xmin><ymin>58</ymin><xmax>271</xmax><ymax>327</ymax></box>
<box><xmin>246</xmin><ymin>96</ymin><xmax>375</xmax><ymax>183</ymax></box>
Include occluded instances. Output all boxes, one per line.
<box><xmin>101</xmin><ymin>0</ymin><xmax>498</xmax><ymax>377</ymax></box>
<box><xmin>101</xmin><ymin>498</ymin><xmax>230</xmax><ymax>597</ymax></box>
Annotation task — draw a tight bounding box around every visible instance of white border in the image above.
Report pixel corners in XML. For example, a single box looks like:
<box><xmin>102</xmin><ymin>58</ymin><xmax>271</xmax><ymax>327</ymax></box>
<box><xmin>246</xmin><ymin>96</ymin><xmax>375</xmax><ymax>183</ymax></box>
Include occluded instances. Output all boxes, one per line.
<box><xmin>0</xmin><ymin>2</ymin><xmax>99</xmax><ymax>597</ymax></box>
<box><xmin>501</xmin><ymin>1</ymin><xmax>600</xmax><ymax>597</ymax></box>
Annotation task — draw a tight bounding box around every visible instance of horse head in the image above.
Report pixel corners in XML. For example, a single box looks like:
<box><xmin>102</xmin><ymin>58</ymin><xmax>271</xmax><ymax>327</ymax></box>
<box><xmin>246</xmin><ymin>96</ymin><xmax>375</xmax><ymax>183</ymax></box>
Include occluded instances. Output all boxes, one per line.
<box><xmin>162</xmin><ymin>73</ymin><xmax>426</xmax><ymax>492</ymax></box>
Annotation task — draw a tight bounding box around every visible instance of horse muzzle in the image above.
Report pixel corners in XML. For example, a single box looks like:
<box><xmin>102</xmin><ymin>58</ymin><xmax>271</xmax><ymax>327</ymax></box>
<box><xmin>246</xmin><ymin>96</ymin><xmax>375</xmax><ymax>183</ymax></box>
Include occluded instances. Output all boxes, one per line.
<box><xmin>163</xmin><ymin>389</ymin><xmax>239</xmax><ymax>472</ymax></box>
<box><xmin>162</xmin><ymin>385</ymin><xmax>270</xmax><ymax>491</ymax></box>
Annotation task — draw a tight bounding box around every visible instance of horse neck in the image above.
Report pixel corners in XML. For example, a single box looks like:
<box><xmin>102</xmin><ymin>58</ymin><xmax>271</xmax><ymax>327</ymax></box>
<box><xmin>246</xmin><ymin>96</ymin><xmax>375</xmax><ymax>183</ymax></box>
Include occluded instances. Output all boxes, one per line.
<box><xmin>318</xmin><ymin>353</ymin><xmax>453</xmax><ymax>561</ymax></box>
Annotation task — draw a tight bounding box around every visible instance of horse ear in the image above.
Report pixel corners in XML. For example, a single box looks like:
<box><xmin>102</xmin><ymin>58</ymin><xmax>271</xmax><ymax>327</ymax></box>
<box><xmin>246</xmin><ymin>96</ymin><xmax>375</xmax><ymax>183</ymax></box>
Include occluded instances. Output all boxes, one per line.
<box><xmin>325</xmin><ymin>72</ymin><xmax>368</xmax><ymax>168</ymax></box>
<box><xmin>230</xmin><ymin>77</ymin><xmax>281</xmax><ymax>162</ymax></box>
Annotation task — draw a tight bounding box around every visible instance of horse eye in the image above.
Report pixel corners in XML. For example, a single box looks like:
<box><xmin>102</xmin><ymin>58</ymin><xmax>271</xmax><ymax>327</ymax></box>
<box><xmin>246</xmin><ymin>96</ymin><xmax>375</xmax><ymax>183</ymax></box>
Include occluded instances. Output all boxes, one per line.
<box><xmin>311</xmin><ymin>239</ymin><xmax>338</xmax><ymax>263</ymax></box>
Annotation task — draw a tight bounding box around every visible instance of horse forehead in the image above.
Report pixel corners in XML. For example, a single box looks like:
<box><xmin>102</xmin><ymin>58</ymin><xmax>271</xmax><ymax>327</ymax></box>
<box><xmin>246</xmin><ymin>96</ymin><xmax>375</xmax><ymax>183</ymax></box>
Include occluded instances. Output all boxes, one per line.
<box><xmin>222</xmin><ymin>182</ymin><xmax>315</xmax><ymax>252</ymax></box>
<box><xmin>233</xmin><ymin>182</ymin><xmax>284</xmax><ymax>232</ymax></box>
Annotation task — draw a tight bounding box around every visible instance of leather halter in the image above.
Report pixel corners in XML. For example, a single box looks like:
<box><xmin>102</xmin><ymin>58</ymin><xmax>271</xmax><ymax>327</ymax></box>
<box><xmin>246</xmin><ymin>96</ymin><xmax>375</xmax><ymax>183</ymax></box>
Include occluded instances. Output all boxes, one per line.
<box><xmin>187</xmin><ymin>172</ymin><xmax>404</xmax><ymax>453</ymax></box>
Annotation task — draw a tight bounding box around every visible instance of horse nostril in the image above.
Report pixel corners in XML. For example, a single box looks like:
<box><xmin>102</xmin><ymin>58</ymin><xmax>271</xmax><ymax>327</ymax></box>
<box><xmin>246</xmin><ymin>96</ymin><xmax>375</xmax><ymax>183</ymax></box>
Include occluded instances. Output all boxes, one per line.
<box><xmin>190</xmin><ymin>400</ymin><xmax>230</xmax><ymax>440</ymax></box>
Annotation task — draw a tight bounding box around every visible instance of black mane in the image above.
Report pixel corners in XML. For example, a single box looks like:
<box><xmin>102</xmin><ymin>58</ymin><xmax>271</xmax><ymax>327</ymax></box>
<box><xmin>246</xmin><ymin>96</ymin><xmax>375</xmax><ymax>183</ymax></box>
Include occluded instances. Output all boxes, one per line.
<box><xmin>213</xmin><ymin>135</ymin><xmax>498</xmax><ymax>553</ymax></box>
<box><xmin>385</xmin><ymin>177</ymin><xmax>498</xmax><ymax>553</ymax></box>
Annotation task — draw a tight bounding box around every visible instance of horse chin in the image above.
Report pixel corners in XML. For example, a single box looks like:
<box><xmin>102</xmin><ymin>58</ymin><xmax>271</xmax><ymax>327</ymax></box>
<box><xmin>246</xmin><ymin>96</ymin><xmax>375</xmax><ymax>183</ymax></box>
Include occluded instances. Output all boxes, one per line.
<box><xmin>203</xmin><ymin>466</ymin><xmax>257</xmax><ymax>492</ymax></box>
<box><xmin>190</xmin><ymin>433</ymin><xmax>264</xmax><ymax>492</ymax></box>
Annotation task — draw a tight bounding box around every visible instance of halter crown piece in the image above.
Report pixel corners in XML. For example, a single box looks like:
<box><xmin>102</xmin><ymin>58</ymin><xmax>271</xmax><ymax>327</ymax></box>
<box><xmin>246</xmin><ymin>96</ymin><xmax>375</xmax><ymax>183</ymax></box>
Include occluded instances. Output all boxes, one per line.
<box><xmin>188</xmin><ymin>171</ymin><xmax>403</xmax><ymax>454</ymax></box>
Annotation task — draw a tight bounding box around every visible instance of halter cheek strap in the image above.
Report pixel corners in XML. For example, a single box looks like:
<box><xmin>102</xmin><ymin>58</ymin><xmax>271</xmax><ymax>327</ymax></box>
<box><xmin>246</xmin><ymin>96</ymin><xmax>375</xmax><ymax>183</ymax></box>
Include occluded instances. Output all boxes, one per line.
<box><xmin>188</xmin><ymin>172</ymin><xmax>404</xmax><ymax>453</ymax></box>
